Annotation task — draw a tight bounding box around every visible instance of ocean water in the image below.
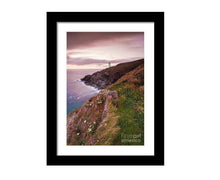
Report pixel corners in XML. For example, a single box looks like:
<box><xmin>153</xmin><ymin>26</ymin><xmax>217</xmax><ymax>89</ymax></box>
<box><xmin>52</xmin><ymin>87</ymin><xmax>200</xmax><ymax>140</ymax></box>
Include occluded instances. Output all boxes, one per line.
<box><xmin>67</xmin><ymin>69</ymin><xmax>100</xmax><ymax>115</ymax></box>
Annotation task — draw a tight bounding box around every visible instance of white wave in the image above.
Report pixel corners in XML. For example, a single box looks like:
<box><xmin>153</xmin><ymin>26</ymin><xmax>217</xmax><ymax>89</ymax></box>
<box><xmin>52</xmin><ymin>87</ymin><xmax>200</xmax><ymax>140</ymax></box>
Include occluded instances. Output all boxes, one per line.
<box><xmin>79</xmin><ymin>80</ymin><xmax>100</xmax><ymax>93</ymax></box>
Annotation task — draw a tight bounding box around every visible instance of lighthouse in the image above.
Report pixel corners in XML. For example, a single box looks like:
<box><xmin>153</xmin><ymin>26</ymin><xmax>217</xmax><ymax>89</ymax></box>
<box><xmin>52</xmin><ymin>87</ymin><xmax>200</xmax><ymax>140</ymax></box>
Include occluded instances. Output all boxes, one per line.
<box><xmin>108</xmin><ymin>61</ymin><xmax>111</xmax><ymax>68</ymax></box>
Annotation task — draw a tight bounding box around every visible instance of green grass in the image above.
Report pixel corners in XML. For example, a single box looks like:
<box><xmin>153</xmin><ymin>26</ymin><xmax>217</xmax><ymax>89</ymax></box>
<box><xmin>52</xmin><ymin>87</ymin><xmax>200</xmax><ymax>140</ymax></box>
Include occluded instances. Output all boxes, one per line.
<box><xmin>109</xmin><ymin>84</ymin><xmax>144</xmax><ymax>145</ymax></box>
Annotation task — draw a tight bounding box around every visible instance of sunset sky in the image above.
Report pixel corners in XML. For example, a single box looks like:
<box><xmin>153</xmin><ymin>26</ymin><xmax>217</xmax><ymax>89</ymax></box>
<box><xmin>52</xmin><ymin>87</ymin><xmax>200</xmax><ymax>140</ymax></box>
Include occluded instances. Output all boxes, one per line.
<box><xmin>67</xmin><ymin>32</ymin><xmax>144</xmax><ymax>69</ymax></box>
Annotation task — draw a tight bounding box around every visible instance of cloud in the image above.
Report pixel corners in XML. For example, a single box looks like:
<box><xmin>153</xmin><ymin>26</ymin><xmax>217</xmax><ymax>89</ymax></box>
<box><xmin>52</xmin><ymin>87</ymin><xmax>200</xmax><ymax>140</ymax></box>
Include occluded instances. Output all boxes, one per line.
<box><xmin>67</xmin><ymin>57</ymin><xmax>109</xmax><ymax>65</ymax></box>
<box><xmin>67</xmin><ymin>32</ymin><xmax>144</xmax><ymax>50</ymax></box>
<box><xmin>66</xmin><ymin>32</ymin><xmax>144</xmax><ymax>69</ymax></box>
<box><xmin>67</xmin><ymin>57</ymin><xmax>143</xmax><ymax>66</ymax></box>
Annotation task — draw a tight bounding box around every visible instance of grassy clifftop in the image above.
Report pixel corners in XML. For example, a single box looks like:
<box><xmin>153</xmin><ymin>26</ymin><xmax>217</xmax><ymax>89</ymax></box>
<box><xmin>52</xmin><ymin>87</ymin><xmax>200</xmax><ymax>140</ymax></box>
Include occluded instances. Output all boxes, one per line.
<box><xmin>67</xmin><ymin>60</ymin><xmax>144</xmax><ymax>145</ymax></box>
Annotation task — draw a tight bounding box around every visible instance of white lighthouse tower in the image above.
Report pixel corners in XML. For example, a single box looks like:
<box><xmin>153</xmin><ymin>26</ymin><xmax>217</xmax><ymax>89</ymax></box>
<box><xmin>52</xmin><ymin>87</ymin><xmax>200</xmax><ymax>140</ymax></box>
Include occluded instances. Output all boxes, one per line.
<box><xmin>108</xmin><ymin>61</ymin><xmax>111</xmax><ymax>68</ymax></box>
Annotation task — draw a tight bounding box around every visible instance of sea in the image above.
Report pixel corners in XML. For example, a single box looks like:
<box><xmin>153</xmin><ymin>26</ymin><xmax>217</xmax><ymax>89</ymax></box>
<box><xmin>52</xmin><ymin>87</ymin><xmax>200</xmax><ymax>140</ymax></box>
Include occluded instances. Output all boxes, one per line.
<box><xmin>67</xmin><ymin>69</ymin><xmax>101</xmax><ymax>115</ymax></box>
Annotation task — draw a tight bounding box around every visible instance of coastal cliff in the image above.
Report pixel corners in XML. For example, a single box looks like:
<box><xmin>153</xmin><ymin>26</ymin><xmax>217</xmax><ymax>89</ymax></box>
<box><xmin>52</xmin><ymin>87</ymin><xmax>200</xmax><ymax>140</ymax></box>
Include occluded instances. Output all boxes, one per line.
<box><xmin>67</xmin><ymin>59</ymin><xmax>144</xmax><ymax>145</ymax></box>
<box><xmin>81</xmin><ymin>59</ymin><xmax>144</xmax><ymax>89</ymax></box>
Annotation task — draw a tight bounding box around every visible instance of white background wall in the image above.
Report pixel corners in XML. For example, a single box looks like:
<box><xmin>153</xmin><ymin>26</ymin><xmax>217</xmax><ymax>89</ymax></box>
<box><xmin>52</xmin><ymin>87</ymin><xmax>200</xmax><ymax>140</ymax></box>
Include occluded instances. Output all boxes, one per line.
<box><xmin>0</xmin><ymin>0</ymin><xmax>220</xmax><ymax>179</ymax></box>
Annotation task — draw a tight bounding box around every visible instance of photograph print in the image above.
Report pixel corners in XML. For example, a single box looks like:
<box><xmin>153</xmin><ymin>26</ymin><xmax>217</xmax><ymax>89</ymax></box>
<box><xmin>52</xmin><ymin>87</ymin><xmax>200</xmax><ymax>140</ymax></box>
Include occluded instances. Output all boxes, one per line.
<box><xmin>66</xmin><ymin>32</ymin><xmax>145</xmax><ymax>145</ymax></box>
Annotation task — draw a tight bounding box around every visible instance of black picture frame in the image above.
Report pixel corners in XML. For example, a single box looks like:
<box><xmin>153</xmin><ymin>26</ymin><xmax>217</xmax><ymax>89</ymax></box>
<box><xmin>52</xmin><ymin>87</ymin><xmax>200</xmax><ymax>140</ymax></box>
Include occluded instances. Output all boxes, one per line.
<box><xmin>47</xmin><ymin>12</ymin><xmax>164</xmax><ymax>165</ymax></box>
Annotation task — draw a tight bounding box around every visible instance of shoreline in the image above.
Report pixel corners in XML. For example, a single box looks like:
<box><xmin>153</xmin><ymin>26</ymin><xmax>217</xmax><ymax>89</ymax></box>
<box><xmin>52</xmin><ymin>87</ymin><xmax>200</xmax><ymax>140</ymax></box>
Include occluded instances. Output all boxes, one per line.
<box><xmin>79</xmin><ymin>79</ymin><xmax>101</xmax><ymax>93</ymax></box>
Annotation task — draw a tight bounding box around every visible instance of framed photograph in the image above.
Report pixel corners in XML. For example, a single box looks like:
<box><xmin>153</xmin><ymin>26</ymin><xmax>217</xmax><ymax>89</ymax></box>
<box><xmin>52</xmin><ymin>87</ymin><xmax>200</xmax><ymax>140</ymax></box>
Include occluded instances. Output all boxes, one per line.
<box><xmin>47</xmin><ymin>12</ymin><xmax>164</xmax><ymax>165</ymax></box>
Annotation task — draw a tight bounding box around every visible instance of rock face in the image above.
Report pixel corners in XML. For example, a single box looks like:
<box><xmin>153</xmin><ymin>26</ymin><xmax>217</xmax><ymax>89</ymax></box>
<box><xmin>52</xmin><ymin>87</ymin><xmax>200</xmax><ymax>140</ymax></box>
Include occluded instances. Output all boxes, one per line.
<box><xmin>81</xmin><ymin>59</ymin><xmax>144</xmax><ymax>89</ymax></box>
<box><xmin>67</xmin><ymin>89</ymin><xmax>119</xmax><ymax>145</ymax></box>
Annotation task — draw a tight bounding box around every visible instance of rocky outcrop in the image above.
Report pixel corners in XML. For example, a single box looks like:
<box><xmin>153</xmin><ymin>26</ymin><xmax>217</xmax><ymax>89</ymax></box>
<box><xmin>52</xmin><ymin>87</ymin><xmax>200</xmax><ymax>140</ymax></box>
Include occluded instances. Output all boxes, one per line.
<box><xmin>81</xmin><ymin>59</ymin><xmax>144</xmax><ymax>89</ymax></box>
<box><xmin>67</xmin><ymin>89</ymin><xmax>119</xmax><ymax>145</ymax></box>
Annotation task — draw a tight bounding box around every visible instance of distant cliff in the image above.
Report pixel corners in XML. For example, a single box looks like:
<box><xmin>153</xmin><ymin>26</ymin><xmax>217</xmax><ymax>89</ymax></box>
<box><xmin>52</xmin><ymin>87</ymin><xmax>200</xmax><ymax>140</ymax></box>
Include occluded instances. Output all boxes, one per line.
<box><xmin>67</xmin><ymin>59</ymin><xmax>144</xmax><ymax>145</ymax></box>
<box><xmin>81</xmin><ymin>59</ymin><xmax>144</xmax><ymax>89</ymax></box>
